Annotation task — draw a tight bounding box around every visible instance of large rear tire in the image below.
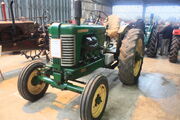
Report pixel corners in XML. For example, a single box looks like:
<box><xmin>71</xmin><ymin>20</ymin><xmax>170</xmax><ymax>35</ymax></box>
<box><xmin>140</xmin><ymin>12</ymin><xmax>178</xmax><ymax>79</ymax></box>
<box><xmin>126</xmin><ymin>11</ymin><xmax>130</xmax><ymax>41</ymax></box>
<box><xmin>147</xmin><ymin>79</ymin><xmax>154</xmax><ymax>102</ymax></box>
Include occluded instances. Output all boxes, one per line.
<box><xmin>169</xmin><ymin>35</ymin><xmax>180</xmax><ymax>63</ymax></box>
<box><xmin>146</xmin><ymin>28</ymin><xmax>159</xmax><ymax>57</ymax></box>
<box><xmin>118</xmin><ymin>29</ymin><xmax>144</xmax><ymax>85</ymax></box>
<box><xmin>17</xmin><ymin>61</ymin><xmax>49</xmax><ymax>102</ymax></box>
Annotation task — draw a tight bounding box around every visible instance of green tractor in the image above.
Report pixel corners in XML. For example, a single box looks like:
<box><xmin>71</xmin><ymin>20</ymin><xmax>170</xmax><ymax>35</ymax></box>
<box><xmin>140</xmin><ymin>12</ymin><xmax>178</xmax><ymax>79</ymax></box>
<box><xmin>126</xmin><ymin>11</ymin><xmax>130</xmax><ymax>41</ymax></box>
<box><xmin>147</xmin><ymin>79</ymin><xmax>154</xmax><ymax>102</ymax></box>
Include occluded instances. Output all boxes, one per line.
<box><xmin>17</xmin><ymin>1</ymin><xmax>144</xmax><ymax>120</ymax></box>
<box><xmin>144</xmin><ymin>14</ymin><xmax>159</xmax><ymax>58</ymax></box>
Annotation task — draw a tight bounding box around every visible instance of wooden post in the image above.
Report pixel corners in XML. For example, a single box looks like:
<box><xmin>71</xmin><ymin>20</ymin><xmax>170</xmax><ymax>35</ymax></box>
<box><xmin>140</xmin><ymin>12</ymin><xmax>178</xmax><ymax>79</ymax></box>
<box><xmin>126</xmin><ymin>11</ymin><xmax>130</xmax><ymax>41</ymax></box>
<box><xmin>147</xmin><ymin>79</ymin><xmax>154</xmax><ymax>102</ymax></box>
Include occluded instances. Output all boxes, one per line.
<box><xmin>0</xmin><ymin>45</ymin><xmax>2</xmax><ymax>56</ymax></box>
<box><xmin>0</xmin><ymin>70</ymin><xmax>4</xmax><ymax>80</ymax></box>
<box><xmin>0</xmin><ymin>45</ymin><xmax>4</xmax><ymax>80</ymax></box>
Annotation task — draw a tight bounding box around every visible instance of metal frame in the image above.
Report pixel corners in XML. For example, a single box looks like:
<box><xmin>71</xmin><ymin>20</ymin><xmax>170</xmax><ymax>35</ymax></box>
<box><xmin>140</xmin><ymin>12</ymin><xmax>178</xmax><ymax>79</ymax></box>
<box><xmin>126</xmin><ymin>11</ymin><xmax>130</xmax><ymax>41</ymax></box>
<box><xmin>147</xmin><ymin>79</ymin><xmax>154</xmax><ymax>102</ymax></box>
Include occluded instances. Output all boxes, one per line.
<box><xmin>0</xmin><ymin>0</ymin><xmax>71</xmax><ymax>23</ymax></box>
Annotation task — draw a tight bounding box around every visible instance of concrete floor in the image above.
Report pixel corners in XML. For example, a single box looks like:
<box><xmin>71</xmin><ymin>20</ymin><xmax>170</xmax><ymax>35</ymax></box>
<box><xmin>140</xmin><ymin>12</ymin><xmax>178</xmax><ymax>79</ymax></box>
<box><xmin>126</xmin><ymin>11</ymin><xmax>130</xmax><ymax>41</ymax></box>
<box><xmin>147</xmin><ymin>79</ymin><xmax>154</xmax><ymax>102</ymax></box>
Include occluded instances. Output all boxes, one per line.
<box><xmin>0</xmin><ymin>54</ymin><xmax>180</xmax><ymax>120</ymax></box>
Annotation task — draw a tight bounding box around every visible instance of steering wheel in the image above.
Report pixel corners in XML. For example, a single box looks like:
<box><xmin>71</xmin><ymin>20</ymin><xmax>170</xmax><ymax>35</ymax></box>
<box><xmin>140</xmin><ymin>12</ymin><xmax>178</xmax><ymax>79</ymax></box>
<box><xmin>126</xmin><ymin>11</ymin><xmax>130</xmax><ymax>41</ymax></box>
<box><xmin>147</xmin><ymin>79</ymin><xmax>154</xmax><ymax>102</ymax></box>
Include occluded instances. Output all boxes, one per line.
<box><xmin>84</xmin><ymin>10</ymin><xmax>108</xmax><ymax>25</ymax></box>
<box><xmin>42</xmin><ymin>10</ymin><xmax>51</xmax><ymax>24</ymax></box>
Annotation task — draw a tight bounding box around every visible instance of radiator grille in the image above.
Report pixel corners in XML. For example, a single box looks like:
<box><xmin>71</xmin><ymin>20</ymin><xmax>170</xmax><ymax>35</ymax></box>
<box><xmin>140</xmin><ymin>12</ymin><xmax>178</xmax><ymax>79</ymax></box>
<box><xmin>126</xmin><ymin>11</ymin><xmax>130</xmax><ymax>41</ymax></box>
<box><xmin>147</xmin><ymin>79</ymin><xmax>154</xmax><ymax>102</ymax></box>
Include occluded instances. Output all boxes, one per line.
<box><xmin>61</xmin><ymin>35</ymin><xmax>76</xmax><ymax>66</ymax></box>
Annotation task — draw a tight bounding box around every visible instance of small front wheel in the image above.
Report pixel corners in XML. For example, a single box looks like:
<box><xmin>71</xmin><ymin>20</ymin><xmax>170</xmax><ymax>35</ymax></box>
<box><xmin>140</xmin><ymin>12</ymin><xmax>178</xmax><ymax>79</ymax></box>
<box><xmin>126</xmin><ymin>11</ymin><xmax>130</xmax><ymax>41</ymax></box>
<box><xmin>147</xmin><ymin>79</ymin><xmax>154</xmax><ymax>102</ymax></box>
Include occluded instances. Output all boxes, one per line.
<box><xmin>17</xmin><ymin>61</ymin><xmax>49</xmax><ymax>102</ymax></box>
<box><xmin>80</xmin><ymin>75</ymin><xmax>109</xmax><ymax>120</ymax></box>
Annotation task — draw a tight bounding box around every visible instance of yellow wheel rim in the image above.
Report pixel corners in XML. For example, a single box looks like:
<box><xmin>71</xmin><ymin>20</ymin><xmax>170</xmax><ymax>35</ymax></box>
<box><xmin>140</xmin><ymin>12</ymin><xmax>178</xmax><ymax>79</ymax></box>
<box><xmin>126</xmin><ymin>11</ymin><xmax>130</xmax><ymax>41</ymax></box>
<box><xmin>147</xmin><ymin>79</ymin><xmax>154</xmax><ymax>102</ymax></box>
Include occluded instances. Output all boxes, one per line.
<box><xmin>134</xmin><ymin>59</ymin><xmax>142</xmax><ymax>76</ymax></box>
<box><xmin>27</xmin><ymin>70</ymin><xmax>46</xmax><ymax>95</ymax></box>
<box><xmin>91</xmin><ymin>84</ymin><xmax>107</xmax><ymax>118</ymax></box>
<box><xmin>133</xmin><ymin>39</ymin><xmax>143</xmax><ymax>76</ymax></box>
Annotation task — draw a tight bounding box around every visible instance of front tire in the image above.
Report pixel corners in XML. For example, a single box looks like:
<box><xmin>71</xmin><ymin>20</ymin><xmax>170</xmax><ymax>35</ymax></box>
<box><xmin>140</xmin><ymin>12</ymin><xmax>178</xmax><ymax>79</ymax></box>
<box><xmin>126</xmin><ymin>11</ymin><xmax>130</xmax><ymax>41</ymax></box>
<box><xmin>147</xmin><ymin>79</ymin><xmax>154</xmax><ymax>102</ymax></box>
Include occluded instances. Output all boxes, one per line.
<box><xmin>17</xmin><ymin>61</ymin><xmax>49</xmax><ymax>102</ymax></box>
<box><xmin>80</xmin><ymin>75</ymin><xmax>109</xmax><ymax>120</ymax></box>
<box><xmin>118</xmin><ymin>29</ymin><xmax>144</xmax><ymax>85</ymax></box>
<box><xmin>169</xmin><ymin>35</ymin><xmax>180</xmax><ymax>63</ymax></box>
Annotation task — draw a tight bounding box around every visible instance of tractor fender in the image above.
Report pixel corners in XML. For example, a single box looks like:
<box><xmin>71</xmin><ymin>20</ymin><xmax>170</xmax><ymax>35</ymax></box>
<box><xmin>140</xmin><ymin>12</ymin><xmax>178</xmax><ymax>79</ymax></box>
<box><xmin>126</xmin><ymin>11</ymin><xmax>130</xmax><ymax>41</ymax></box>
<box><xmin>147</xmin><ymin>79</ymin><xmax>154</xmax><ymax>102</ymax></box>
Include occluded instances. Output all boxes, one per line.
<box><xmin>118</xmin><ymin>24</ymin><xmax>129</xmax><ymax>34</ymax></box>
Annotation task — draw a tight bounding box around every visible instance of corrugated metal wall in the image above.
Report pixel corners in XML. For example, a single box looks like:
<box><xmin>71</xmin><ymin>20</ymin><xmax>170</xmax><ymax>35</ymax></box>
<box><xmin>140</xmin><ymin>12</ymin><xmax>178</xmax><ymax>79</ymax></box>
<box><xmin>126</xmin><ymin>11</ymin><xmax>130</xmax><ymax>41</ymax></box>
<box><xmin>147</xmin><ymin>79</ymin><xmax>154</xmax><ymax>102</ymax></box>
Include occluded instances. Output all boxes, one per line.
<box><xmin>0</xmin><ymin>0</ymin><xmax>71</xmax><ymax>23</ymax></box>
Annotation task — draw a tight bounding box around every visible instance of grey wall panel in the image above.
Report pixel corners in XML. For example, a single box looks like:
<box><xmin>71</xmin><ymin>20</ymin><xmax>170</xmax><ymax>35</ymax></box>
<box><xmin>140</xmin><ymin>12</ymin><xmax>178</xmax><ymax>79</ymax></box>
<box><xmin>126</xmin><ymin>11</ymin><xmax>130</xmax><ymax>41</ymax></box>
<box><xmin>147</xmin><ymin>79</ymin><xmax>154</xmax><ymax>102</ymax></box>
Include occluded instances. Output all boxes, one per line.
<box><xmin>0</xmin><ymin>0</ymin><xmax>71</xmax><ymax>23</ymax></box>
<box><xmin>81</xmin><ymin>0</ymin><xmax>112</xmax><ymax>19</ymax></box>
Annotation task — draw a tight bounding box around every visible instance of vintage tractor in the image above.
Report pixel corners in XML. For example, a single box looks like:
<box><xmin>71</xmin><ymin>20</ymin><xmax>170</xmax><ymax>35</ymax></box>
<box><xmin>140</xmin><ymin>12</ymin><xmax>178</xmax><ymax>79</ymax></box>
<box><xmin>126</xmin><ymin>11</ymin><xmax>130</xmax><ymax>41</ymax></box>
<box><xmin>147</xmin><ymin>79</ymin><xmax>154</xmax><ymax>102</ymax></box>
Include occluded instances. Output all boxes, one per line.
<box><xmin>0</xmin><ymin>1</ymin><xmax>49</xmax><ymax>60</ymax></box>
<box><xmin>169</xmin><ymin>28</ymin><xmax>180</xmax><ymax>63</ymax></box>
<box><xmin>17</xmin><ymin>0</ymin><xmax>144</xmax><ymax>120</ymax></box>
<box><xmin>85</xmin><ymin>11</ymin><xmax>157</xmax><ymax>59</ymax></box>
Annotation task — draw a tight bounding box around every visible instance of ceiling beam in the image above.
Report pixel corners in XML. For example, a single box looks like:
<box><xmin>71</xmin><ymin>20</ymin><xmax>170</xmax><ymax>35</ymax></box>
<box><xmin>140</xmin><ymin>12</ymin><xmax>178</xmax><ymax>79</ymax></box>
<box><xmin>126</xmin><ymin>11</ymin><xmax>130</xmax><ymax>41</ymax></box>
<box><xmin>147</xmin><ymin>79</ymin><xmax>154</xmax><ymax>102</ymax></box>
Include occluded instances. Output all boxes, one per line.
<box><xmin>112</xmin><ymin>0</ymin><xmax>180</xmax><ymax>6</ymax></box>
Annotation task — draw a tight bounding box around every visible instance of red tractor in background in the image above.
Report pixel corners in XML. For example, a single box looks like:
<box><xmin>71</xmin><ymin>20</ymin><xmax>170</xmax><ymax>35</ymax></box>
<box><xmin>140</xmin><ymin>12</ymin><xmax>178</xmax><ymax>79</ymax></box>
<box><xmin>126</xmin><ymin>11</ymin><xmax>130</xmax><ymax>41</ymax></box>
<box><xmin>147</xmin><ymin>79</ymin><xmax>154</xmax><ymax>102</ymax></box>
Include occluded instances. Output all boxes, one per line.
<box><xmin>145</xmin><ymin>22</ymin><xmax>180</xmax><ymax>63</ymax></box>
<box><xmin>169</xmin><ymin>28</ymin><xmax>180</xmax><ymax>63</ymax></box>
<box><xmin>0</xmin><ymin>1</ymin><xmax>49</xmax><ymax>61</ymax></box>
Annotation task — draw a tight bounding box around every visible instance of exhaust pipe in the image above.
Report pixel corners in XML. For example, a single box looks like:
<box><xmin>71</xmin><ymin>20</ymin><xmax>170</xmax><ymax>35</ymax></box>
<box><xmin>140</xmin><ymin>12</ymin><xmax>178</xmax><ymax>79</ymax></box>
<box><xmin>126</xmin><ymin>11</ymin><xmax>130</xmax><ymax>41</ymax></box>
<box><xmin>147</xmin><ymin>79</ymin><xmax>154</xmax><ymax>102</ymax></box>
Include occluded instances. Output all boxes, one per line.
<box><xmin>150</xmin><ymin>13</ymin><xmax>154</xmax><ymax>25</ymax></box>
<box><xmin>74</xmin><ymin>0</ymin><xmax>82</xmax><ymax>25</ymax></box>
<box><xmin>10</xmin><ymin>0</ymin><xmax>16</xmax><ymax>34</ymax></box>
